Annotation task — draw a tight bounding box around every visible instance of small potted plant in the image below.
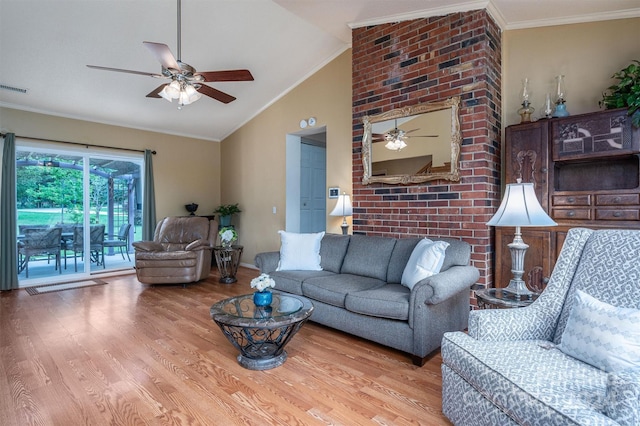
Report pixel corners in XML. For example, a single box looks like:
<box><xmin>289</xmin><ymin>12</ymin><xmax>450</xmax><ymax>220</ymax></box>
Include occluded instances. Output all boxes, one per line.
<box><xmin>213</xmin><ymin>203</ymin><xmax>242</xmax><ymax>226</ymax></box>
<box><xmin>250</xmin><ymin>273</ymin><xmax>276</xmax><ymax>306</ymax></box>
<box><xmin>600</xmin><ymin>59</ymin><xmax>640</xmax><ymax>128</ymax></box>
<box><xmin>218</xmin><ymin>226</ymin><xmax>238</xmax><ymax>248</ymax></box>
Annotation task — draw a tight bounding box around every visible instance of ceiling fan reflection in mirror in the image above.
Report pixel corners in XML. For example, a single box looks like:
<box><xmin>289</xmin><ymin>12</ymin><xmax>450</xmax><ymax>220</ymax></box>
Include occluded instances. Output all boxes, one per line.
<box><xmin>372</xmin><ymin>119</ymin><xmax>438</xmax><ymax>151</ymax></box>
<box><xmin>87</xmin><ymin>0</ymin><xmax>253</xmax><ymax>109</ymax></box>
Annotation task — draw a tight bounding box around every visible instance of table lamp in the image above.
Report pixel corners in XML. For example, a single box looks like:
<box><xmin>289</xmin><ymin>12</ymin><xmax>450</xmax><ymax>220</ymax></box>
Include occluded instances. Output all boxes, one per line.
<box><xmin>330</xmin><ymin>192</ymin><xmax>353</xmax><ymax>235</ymax></box>
<box><xmin>487</xmin><ymin>180</ymin><xmax>557</xmax><ymax>295</ymax></box>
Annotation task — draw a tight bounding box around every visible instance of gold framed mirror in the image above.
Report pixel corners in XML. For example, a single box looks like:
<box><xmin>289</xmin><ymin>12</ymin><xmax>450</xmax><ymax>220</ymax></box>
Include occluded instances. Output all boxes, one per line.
<box><xmin>362</xmin><ymin>96</ymin><xmax>461</xmax><ymax>185</ymax></box>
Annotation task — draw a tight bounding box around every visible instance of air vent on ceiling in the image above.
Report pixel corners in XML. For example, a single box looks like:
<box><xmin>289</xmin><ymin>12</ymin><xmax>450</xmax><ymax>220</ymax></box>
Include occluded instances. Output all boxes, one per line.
<box><xmin>0</xmin><ymin>84</ymin><xmax>28</xmax><ymax>94</ymax></box>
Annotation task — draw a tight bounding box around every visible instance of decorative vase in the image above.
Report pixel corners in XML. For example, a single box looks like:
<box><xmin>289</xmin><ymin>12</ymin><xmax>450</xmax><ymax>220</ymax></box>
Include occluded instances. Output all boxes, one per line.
<box><xmin>253</xmin><ymin>290</ymin><xmax>272</xmax><ymax>307</ymax></box>
<box><xmin>219</xmin><ymin>215</ymin><xmax>232</xmax><ymax>226</ymax></box>
<box><xmin>221</xmin><ymin>240</ymin><xmax>233</xmax><ymax>248</ymax></box>
<box><xmin>185</xmin><ymin>203</ymin><xmax>198</xmax><ymax>215</ymax></box>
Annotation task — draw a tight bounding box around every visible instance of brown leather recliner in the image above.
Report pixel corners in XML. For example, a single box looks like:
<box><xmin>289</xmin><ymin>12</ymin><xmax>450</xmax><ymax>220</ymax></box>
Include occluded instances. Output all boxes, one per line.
<box><xmin>132</xmin><ymin>216</ymin><xmax>218</xmax><ymax>285</ymax></box>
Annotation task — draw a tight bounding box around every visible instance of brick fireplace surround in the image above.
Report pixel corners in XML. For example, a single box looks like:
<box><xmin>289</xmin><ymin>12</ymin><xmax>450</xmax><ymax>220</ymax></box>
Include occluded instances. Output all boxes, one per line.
<box><xmin>351</xmin><ymin>10</ymin><xmax>502</xmax><ymax>304</ymax></box>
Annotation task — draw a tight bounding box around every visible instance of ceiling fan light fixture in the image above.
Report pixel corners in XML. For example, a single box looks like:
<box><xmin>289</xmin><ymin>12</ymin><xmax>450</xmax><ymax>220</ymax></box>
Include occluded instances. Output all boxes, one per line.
<box><xmin>159</xmin><ymin>80</ymin><xmax>182</xmax><ymax>102</ymax></box>
<box><xmin>385</xmin><ymin>137</ymin><xmax>407</xmax><ymax>151</ymax></box>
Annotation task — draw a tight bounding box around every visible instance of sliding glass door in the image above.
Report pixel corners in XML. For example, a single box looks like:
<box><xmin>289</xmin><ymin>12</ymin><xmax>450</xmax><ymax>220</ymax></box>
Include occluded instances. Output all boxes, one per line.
<box><xmin>16</xmin><ymin>141</ymin><xmax>142</xmax><ymax>285</ymax></box>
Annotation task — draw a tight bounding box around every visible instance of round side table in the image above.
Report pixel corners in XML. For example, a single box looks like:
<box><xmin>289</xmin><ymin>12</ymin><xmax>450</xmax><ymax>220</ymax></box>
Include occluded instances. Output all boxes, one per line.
<box><xmin>213</xmin><ymin>245</ymin><xmax>243</xmax><ymax>284</ymax></box>
<box><xmin>476</xmin><ymin>288</ymin><xmax>539</xmax><ymax>309</ymax></box>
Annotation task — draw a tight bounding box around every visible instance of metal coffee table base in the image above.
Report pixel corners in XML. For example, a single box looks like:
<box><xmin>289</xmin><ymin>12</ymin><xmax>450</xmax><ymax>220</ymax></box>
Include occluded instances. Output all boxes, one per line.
<box><xmin>239</xmin><ymin>351</ymin><xmax>287</xmax><ymax>370</ymax></box>
<box><xmin>216</xmin><ymin>321</ymin><xmax>304</xmax><ymax>370</ymax></box>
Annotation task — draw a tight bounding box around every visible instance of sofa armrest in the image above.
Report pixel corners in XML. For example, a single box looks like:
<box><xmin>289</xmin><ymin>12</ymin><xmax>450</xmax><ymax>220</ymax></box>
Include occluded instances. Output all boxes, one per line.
<box><xmin>605</xmin><ymin>367</ymin><xmax>640</xmax><ymax>425</ymax></box>
<box><xmin>255</xmin><ymin>251</ymin><xmax>280</xmax><ymax>273</ymax></box>
<box><xmin>412</xmin><ymin>265</ymin><xmax>479</xmax><ymax>305</ymax></box>
<box><xmin>185</xmin><ymin>238</ymin><xmax>212</xmax><ymax>251</ymax></box>
<box><xmin>468</xmin><ymin>301</ymin><xmax>558</xmax><ymax>342</ymax></box>
<box><xmin>132</xmin><ymin>241</ymin><xmax>164</xmax><ymax>252</ymax></box>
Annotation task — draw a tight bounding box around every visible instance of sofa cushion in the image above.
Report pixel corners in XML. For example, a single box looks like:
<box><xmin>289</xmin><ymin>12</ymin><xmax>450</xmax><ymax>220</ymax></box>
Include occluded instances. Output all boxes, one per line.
<box><xmin>442</xmin><ymin>332</ymin><xmax>614</xmax><ymax>425</ymax></box>
<box><xmin>340</xmin><ymin>234</ymin><xmax>396</xmax><ymax>281</ymax></box>
<box><xmin>559</xmin><ymin>290</ymin><xmax>640</xmax><ymax>373</ymax></box>
<box><xmin>301</xmin><ymin>274</ymin><xmax>386</xmax><ymax>308</ymax></box>
<box><xmin>345</xmin><ymin>284</ymin><xmax>410</xmax><ymax>321</ymax></box>
<box><xmin>386</xmin><ymin>238</ymin><xmax>421</xmax><ymax>284</ymax></box>
<box><xmin>276</xmin><ymin>230</ymin><xmax>324</xmax><ymax>271</ymax></box>
<box><xmin>269</xmin><ymin>270</ymin><xmax>335</xmax><ymax>295</ymax></box>
<box><xmin>319</xmin><ymin>233</ymin><xmax>350</xmax><ymax>273</ymax></box>
<box><xmin>135</xmin><ymin>250</ymin><xmax>197</xmax><ymax>266</ymax></box>
<box><xmin>156</xmin><ymin>216</ymin><xmax>210</xmax><ymax>244</ymax></box>
<box><xmin>401</xmin><ymin>239</ymin><xmax>449</xmax><ymax>289</ymax></box>
<box><xmin>438</xmin><ymin>238</ymin><xmax>471</xmax><ymax>271</ymax></box>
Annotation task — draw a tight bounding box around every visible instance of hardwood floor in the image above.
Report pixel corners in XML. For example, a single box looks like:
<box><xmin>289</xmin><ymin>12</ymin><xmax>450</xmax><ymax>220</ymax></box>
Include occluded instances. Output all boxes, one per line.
<box><xmin>0</xmin><ymin>267</ymin><xmax>452</xmax><ymax>425</ymax></box>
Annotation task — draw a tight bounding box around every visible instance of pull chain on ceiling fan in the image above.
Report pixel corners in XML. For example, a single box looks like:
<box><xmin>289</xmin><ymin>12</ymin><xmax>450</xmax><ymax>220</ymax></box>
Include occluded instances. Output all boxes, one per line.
<box><xmin>87</xmin><ymin>0</ymin><xmax>253</xmax><ymax>109</ymax></box>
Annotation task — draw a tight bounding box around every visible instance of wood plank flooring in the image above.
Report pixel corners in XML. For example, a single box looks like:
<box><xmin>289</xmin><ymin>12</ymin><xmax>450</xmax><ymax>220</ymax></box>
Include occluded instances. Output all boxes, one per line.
<box><xmin>0</xmin><ymin>267</ymin><xmax>452</xmax><ymax>425</ymax></box>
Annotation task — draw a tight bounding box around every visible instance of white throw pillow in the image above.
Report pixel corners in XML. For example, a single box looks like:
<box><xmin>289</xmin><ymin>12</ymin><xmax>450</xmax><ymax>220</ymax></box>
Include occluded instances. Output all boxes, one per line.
<box><xmin>401</xmin><ymin>238</ymin><xmax>449</xmax><ymax>290</ymax></box>
<box><xmin>559</xmin><ymin>290</ymin><xmax>640</xmax><ymax>372</ymax></box>
<box><xmin>276</xmin><ymin>230</ymin><xmax>324</xmax><ymax>271</ymax></box>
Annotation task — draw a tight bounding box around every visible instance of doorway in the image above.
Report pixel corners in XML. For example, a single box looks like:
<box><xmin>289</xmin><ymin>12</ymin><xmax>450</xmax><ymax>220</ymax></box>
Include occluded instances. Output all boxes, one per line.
<box><xmin>15</xmin><ymin>141</ymin><xmax>143</xmax><ymax>285</ymax></box>
<box><xmin>285</xmin><ymin>128</ymin><xmax>327</xmax><ymax>233</ymax></box>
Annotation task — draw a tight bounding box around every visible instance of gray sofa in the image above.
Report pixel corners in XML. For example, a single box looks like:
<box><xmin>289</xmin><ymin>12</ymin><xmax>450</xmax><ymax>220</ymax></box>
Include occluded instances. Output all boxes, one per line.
<box><xmin>254</xmin><ymin>233</ymin><xmax>479</xmax><ymax>366</ymax></box>
<box><xmin>442</xmin><ymin>228</ymin><xmax>640</xmax><ymax>425</ymax></box>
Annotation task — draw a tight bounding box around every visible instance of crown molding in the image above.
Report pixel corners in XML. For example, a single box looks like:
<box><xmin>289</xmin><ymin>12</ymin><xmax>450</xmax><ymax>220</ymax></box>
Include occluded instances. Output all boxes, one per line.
<box><xmin>504</xmin><ymin>8</ymin><xmax>640</xmax><ymax>30</ymax></box>
<box><xmin>348</xmin><ymin>1</ymin><xmax>491</xmax><ymax>29</ymax></box>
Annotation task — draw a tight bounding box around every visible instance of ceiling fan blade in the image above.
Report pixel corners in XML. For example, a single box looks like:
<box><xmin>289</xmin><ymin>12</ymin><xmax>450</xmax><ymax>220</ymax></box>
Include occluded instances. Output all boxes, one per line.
<box><xmin>86</xmin><ymin>65</ymin><xmax>164</xmax><ymax>78</ymax></box>
<box><xmin>410</xmin><ymin>135</ymin><xmax>439</xmax><ymax>138</ymax></box>
<box><xmin>143</xmin><ymin>41</ymin><xmax>180</xmax><ymax>70</ymax></box>
<box><xmin>146</xmin><ymin>84</ymin><xmax>168</xmax><ymax>98</ymax></box>
<box><xmin>196</xmin><ymin>69</ymin><xmax>254</xmax><ymax>82</ymax></box>
<box><xmin>197</xmin><ymin>84</ymin><xmax>236</xmax><ymax>104</ymax></box>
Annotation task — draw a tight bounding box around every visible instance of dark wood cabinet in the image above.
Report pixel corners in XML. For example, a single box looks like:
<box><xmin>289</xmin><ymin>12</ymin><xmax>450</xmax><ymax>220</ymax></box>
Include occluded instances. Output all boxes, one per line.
<box><xmin>495</xmin><ymin>108</ymin><xmax>640</xmax><ymax>291</ymax></box>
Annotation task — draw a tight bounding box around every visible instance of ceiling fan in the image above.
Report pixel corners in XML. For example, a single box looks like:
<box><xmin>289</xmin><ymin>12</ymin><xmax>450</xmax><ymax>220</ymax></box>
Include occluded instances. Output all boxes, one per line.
<box><xmin>87</xmin><ymin>0</ymin><xmax>253</xmax><ymax>108</ymax></box>
<box><xmin>372</xmin><ymin>119</ymin><xmax>438</xmax><ymax>151</ymax></box>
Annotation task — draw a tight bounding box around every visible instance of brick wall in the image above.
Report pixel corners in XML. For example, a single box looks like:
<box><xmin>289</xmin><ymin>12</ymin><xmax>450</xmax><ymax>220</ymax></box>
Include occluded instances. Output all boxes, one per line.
<box><xmin>351</xmin><ymin>10</ymin><xmax>502</xmax><ymax>300</ymax></box>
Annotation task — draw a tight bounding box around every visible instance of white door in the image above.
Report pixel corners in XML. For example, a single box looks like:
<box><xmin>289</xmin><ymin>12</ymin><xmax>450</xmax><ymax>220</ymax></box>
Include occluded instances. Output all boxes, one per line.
<box><xmin>300</xmin><ymin>143</ymin><xmax>326</xmax><ymax>232</ymax></box>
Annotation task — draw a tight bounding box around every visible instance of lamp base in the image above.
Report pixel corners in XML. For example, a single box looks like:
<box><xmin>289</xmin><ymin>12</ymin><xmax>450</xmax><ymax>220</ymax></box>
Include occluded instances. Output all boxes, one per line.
<box><xmin>340</xmin><ymin>223</ymin><xmax>349</xmax><ymax>235</ymax></box>
<box><xmin>504</xmin><ymin>226</ymin><xmax>535</xmax><ymax>296</ymax></box>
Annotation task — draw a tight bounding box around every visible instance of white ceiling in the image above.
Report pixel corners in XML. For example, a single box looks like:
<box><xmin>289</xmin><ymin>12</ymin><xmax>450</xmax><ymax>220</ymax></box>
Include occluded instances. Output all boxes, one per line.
<box><xmin>1</xmin><ymin>0</ymin><xmax>639</xmax><ymax>142</ymax></box>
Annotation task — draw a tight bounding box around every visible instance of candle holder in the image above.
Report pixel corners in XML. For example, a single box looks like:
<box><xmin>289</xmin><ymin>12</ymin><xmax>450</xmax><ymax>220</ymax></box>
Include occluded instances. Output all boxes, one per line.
<box><xmin>517</xmin><ymin>78</ymin><xmax>535</xmax><ymax>123</ymax></box>
<box><xmin>541</xmin><ymin>93</ymin><xmax>554</xmax><ymax>119</ymax></box>
<box><xmin>552</xmin><ymin>75</ymin><xmax>570</xmax><ymax>117</ymax></box>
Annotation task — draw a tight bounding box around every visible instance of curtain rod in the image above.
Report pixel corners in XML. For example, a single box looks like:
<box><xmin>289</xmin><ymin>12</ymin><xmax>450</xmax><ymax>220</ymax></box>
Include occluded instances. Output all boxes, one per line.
<box><xmin>0</xmin><ymin>133</ymin><xmax>156</xmax><ymax>155</ymax></box>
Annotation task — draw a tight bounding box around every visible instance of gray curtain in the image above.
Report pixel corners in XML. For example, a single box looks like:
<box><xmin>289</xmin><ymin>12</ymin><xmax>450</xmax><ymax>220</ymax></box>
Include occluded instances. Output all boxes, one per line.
<box><xmin>142</xmin><ymin>149</ymin><xmax>156</xmax><ymax>241</ymax></box>
<box><xmin>1</xmin><ymin>133</ymin><xmax>18</xmax><ymax>290</ymax></box>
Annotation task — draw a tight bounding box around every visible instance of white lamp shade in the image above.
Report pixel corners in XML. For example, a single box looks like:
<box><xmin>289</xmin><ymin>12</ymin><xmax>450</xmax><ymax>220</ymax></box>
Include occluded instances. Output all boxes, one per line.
<box><xmin>330</xmin><ymin>194</ymin><xmax>353</xmax><ymax>217</ymax></box>
<box><xmin>487</xmin><ymin>182</ymin><xmax>556</xmax><ymax>227</ymax></box>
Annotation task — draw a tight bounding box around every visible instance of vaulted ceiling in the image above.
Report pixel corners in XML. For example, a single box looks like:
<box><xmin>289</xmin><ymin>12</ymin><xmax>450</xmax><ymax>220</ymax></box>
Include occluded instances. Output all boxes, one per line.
<box><xmin>1</xmin><ymin>0</ymin><xmax>638</xmax><ymax>141</ymax></box>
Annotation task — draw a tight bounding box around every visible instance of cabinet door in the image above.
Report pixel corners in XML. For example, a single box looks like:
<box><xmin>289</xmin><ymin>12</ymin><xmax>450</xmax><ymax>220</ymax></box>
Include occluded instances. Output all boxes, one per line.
<box><xmin>505</xmin><ymin>121</ymin><xmax>549</xmax><ymax>210</ymax></box>
<box><xmin>494</xmin><ymin>228</ymin><xmax>552</xmax><ymax>293</ymax></box>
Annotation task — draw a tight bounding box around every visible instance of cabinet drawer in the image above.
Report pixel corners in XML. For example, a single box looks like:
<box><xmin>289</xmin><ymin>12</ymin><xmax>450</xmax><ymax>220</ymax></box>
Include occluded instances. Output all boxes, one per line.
<box><xmin>596</xmin><ymin>194</ymin><xmax>640</xmax><ymax>206</ymax></box>
<box><xmin>552</xmin><ymin>208</ymin><xmax>592</xmax><ymax>220</ymax></box>
<box><xmin>553</xmin><ymin>195</ymin><xmax>591</xmax><ymax>206</ymax></box>
<box><xmin>596</xmin><ymin>209</ymin><xmax>640</xmax><ymax>221</ymax></box>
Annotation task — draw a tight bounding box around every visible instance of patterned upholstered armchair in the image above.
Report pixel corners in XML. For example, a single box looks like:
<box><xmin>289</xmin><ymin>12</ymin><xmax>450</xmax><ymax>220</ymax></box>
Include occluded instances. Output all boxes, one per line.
<box><xmin>132</xmin><ymin>216</ymin><xmax>217</xmax><ymax>286</ymax></box>
<box><xmin>442</xmin><ymin>228</ymin><xmax>640</xmax><ymax>426</ymax></box>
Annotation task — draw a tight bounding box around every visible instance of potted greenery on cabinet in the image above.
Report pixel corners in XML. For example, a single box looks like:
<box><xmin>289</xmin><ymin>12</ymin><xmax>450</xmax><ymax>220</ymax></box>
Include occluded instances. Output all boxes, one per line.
<box><xmin>214</xmin><ymin>203</ymin><xmax>242</xmax><ymax>226</ymax></box>
<box><xmin>601</xmin><ymin>59</ymin><xmax>640</xmax><ymax>128</ymax></box>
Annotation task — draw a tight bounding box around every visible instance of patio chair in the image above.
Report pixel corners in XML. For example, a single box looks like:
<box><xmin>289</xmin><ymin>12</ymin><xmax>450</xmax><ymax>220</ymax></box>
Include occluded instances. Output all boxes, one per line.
<box><xmin>103</xmin><ymin>223</ymin><xmax>132</xmax><ymax>261</ymax></box>
<box><xmin>65</xmin><ymin>225</ymin><xmax>106</xmax><ymax>272</ymax></box>
<box><xmin>17</xmin><ymin>227</ymin><xmax>62</xmax><ymax>278</ymax></box>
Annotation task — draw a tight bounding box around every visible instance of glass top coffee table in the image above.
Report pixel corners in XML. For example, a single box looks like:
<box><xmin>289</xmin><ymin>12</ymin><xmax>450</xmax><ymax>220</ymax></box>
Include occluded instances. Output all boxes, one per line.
<box><xmin>210</xmin><ymin>291</ymin><xmax>313</xmax><ymax>370</ymax></box>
